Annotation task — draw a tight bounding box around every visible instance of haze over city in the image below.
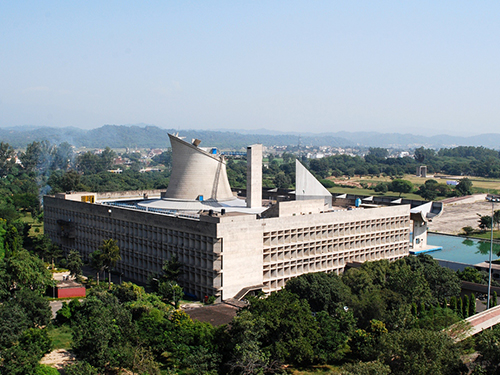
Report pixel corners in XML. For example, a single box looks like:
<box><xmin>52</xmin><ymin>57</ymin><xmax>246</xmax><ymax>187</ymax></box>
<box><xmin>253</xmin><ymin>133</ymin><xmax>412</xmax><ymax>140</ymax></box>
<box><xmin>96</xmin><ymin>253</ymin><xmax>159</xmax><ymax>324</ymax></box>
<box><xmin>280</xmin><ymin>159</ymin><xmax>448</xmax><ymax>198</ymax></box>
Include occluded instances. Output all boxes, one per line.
<box><xmin>2</xmin><ymin>1</ymin><xmax>500</xmax><ymax>136</ymax></box>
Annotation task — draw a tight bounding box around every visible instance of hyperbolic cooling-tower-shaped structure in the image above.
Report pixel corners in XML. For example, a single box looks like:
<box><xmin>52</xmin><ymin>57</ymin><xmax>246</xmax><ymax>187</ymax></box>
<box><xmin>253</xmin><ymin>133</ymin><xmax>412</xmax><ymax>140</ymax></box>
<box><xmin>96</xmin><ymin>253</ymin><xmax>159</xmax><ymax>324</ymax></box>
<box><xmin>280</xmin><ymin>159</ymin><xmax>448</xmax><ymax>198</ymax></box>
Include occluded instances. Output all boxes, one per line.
<box><xmin>164</xmin><ymin>134</ymin><xmax>234</xmax><ymax>201</ymax></box>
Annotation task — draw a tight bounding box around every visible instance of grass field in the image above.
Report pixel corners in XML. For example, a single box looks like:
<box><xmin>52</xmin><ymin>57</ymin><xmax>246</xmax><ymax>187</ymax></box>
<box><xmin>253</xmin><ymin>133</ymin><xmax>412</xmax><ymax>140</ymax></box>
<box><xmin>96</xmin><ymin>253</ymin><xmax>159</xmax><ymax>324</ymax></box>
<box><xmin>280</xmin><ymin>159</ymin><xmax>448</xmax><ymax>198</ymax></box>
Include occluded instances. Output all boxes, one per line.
<box><xmin>328</xmin><ymin>174</ymin><xmax>500</xmax><ymax>198</ymax></box>
<box><xmin>48</xmin><ymin>325</ymin><xmax>73</xmax><ymax>350</ymax></box>
<box><xmin>327</xmin><ymin>185</ymin><xmax>424</xmax><ymax>201</ymax></box>
<box><xmin>469</xmin><ymin>230</ymin><xmax>500</xmax><ymax>240</ymax></box>
<box><xmin>19</xmin><ymin>212</ymin><xmax>44</xmax><ymax>235</ymax></box>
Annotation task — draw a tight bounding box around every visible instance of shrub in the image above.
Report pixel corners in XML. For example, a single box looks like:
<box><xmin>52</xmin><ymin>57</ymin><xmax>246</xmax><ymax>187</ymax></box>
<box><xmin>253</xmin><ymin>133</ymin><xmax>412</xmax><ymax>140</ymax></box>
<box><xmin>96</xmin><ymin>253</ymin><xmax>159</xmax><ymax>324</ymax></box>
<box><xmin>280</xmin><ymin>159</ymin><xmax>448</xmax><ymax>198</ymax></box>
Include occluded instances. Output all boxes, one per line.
<box><xmin>35</xmin><ymin>365</ymin><xmax>60</xmax><ymax>375</ymax></box>
<box><xmin>462</xmin><ymin>226</ymin><xmax>475</xmax><ymax>236</ymax></box>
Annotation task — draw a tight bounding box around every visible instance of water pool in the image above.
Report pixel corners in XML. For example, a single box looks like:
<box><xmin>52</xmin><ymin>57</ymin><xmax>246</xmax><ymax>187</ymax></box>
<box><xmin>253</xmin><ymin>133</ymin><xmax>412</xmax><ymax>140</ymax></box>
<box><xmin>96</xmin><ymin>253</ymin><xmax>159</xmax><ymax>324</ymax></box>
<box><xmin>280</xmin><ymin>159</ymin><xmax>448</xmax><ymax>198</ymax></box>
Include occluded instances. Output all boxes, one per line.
<box><xmin>427</xmin><ymin>233</ymin><xmax>500</xmax><ymax>265</ymax></box>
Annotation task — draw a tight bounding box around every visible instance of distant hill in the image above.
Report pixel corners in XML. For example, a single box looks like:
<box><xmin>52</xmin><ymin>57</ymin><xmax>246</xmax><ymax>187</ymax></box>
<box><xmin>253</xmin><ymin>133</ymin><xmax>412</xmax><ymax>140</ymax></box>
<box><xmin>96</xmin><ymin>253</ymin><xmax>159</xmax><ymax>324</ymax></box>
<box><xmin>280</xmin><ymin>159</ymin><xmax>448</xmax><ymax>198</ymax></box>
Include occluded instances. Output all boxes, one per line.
<box><xmin>0</xmin><ymin>124</ymin><xmax>499</xmax><ymax>150</ymax></box>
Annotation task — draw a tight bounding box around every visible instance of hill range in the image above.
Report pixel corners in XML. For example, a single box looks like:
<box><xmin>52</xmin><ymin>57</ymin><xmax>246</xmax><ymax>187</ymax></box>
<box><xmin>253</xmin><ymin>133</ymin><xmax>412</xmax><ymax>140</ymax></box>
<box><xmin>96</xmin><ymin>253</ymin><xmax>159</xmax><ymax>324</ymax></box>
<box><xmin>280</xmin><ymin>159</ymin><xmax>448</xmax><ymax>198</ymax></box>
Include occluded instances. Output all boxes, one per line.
<box><xmin>1</xmin><ymin>125</ymin><xmax>499</xmax><ymax>150</ymax></box>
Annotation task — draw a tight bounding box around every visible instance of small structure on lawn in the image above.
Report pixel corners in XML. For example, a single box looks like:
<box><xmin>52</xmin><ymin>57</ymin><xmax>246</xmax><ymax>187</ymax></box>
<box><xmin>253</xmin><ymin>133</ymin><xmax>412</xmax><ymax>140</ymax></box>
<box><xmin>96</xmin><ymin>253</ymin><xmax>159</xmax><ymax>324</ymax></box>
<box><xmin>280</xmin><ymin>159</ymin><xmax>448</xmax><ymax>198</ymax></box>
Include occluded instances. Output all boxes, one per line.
<box><xmin>54</xmin><ymin>278</ymin><xmax>86</xmax><ymax>298</ymax></box>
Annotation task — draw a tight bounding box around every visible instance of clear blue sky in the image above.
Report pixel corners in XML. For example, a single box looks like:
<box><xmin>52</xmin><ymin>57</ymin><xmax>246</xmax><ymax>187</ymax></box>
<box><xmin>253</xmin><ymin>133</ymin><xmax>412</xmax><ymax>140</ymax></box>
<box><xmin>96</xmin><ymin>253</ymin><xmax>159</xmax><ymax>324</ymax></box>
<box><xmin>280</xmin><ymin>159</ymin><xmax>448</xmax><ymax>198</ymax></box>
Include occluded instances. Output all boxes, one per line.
<box><xmin>1</xmin><ymin>1</ymin><xmax>499</xmax><ymax>135</ymax></box>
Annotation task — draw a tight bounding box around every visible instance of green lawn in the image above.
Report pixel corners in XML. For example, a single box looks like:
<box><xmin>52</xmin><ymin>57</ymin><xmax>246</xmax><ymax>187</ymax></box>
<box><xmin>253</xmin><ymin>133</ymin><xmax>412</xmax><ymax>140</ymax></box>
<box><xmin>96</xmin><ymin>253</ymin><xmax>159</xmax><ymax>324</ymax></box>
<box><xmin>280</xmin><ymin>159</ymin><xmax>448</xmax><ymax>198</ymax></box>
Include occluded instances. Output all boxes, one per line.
<box><xmin>19</xmin><ymin>212</ymin><xmax>44</xmax><ymax>236</ymax></box>
<box><xmin>48</xmin><ymin>325</ymin><xmax>73</xmax><ymax>350</ymax></box>
<box><xmin>467</xmin><ymin>230</ymin><xmax>500</xmax><ymax>240</ymax></box>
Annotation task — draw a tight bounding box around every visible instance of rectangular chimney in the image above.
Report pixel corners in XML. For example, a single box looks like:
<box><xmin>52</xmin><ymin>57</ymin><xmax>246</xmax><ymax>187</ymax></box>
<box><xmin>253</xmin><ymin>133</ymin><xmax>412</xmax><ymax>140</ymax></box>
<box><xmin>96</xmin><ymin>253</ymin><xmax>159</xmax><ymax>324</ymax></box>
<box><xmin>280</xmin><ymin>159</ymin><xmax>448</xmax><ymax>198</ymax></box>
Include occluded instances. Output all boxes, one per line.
<box><xmin>246</xmin><ymin>144</ymin><xmax>262</xmax><ymax>208</ymax></box>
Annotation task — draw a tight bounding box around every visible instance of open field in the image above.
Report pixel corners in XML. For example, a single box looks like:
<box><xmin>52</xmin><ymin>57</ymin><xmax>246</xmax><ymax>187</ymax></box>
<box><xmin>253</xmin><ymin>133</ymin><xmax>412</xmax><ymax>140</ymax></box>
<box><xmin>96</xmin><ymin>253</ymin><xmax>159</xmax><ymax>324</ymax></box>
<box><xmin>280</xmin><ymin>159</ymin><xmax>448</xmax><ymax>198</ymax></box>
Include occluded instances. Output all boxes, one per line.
<box><xmin>429</xmin><ymin>200</ymin><xmax>496</xmax><ymax>235</ymax></box>
<box><xmin>336</xmin><ymin>174</ymin><xmax>500</xmax><ymax>190</ymax></box>
<box><xmin>328</xmin><ymin>174</ymin><xmax>500</xmax><ymax>199</ymax></box>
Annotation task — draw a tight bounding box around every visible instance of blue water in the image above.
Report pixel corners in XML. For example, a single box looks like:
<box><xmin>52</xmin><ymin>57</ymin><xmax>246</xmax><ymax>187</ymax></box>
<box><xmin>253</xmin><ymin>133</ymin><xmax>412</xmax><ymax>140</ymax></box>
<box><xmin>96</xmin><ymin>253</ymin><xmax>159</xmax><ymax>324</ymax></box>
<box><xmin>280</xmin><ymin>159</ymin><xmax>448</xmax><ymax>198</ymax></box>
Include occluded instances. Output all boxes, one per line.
<box><xmin>427</xmin><ymin>233</ymin><xmax>500</xmax><ymax>265</ymax></box>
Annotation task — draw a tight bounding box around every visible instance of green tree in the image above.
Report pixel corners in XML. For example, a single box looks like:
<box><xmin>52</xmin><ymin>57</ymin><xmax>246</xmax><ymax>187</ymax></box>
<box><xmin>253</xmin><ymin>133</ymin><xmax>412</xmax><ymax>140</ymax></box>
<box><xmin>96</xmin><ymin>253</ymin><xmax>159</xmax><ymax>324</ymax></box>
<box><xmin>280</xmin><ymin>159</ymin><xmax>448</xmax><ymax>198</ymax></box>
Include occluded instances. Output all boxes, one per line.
<box><xmin>403</xmin><ymin>255</ymin><xmax>461</xmax><ymax>304</ymax></box>
<box><xmin>285</xmin><ymin>272</ymin><xmax>352</xmax><ymax>315</ymax></box>
<box><xmin>463</xmin><ymin>295</ymin><xmax>470</xmax><ymax>318</ymax></box>
<box><xmin>244</xmin><ymin>290</ymin><xmax>320</xmax><ymax>366</ymax></box>
<box><xmin>97</xmin><ymin>239</ymin><xmax>121</xmax><ymax>288</ymax></box>
<box><xmin>478</xmin><ymin>214</ymin><xmax>493</xmax><ymax>230</ymax></box>
<box><xmin>64</xmin><ymin>361</ymin><xmax>100</xmax><ymax>375</ymax></box>
<box><xmin>414</xmin><ymin>147</ymin><xmax>436</xmax><ymax>163</ymax></box>
<box><xmin>418</xmin><ymin>179</ymin><xmax>440</xmax><ymax>201</ymax></box>
<box><xmin>226</xmin><ymin>309</ymin><xmax>274</xmax><ymax>374</ymax></box>
<box><xmin>273</xmin><ymin>172</ymin><xmax>291</xmax><ymax>189</ymax></box>
<box><xmin>3</xmin><ymin>249</ymin><xmax>52</xmax><ymax>295</ymax></box>
<box><xmin>90</xmin><ymin>249</ymin><xmax>105</xmax><ymax>285</ymax></box>
<box><xmin>0</xmin><ymin>142</ymin><xmax>15</xmax><ymax>176</ymax></box>
<box><xmin>161</xmin><ymin>254</ymin><xmax>183</xmax><ymax>282</ymax></box>
<box><xmin>476</xmin><ymin>325</ymin><xmax>500</xmax><ymax>373</ymax></box>
<box><xmin>1</xmin><ymin>328</ymin><xmax>52</xmax><ymax>375</ymax></box>
<box><xmin>67</xmin><ymin>250</ymin><xmax>83</xmax><ymax>281</ymax></box>
<box><xmin>158</xmin><ymin>281</ymin><xmax>183</xmax><ymax>308</ymax></box>
<box><xmin>390</xmin><ymin>179</ymin><xmax>414</xmax><ymax>197</ymax></box>
<box><xmin>71</xmin><ymin>293</ymin><xmax>136</xmax><ymax>371</ymax></box>
<box><xmin>470</xmin><ymin>293</ymin><xmax>476</xmax><ymax>316</ymax></box>
<box><xmin>457</xmin><ymin>267</ymin><xmax>488</xmax><ymax>284</ymax></box>
<box><xmin>379</xmin><ymin>329</ymin><xmax>463</xmax><ymax>375</ymax></box>
<box><xmin>456</xmin><ymin>178</ymin><xmax>473</xmax><ymax>196</ymax></box>
<box><xmin>343</xmin><ymin>360</ymin><xmax>391</xmax><ymax>375</ymax></box>
<box><xmin>462</xmin><ymin>226</ymin><xmax>475</xmax><ymax>236</ymax></box>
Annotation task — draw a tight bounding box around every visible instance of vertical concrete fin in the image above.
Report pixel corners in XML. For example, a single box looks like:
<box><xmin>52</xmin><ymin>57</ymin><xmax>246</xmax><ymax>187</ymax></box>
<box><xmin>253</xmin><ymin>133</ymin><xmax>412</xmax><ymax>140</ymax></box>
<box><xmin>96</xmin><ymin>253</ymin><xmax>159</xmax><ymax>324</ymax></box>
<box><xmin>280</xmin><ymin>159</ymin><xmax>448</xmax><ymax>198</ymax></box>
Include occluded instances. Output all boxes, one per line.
<box><xmin>295</xmin><ymin>159</ymin><xmax>332</xmax><ymax>207</ymax></box>
<box><xmin>247</xmin><ymin>144</ymin><xmax>263</xmax><ymax>208</ymax></box>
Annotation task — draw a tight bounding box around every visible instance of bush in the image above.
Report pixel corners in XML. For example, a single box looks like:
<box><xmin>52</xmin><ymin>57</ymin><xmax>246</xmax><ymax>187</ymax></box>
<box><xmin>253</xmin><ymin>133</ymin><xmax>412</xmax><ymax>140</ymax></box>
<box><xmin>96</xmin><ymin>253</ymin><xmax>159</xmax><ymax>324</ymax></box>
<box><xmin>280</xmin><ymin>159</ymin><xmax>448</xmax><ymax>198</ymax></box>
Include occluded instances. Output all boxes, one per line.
<box><xmin>35</xmin><ymin>365</ymin><xmax>60</xmax><ymax>375</ymax></box>
<box><xmin>319</xmin><ymin>179</ymin><xmax>335</xmax><ymax>188</ymax></box>
<box><xmin>462</xmin><ymin>226</ymin><xmax>475</xmax><ymax>236</ymax></box>
<box><xmin>205</xmin><ymin>295</ymin><xmax>216</xmax><ymax>305</ymax></box>
<box><xmin>374</xmin><ymin>183</ymin><xmax>388</xmax><ymax>193</ymax></box>
<box><xmin>64</xmin><ymin>361</ymin><xmax>99</xmax><ymax>375</ymax></box>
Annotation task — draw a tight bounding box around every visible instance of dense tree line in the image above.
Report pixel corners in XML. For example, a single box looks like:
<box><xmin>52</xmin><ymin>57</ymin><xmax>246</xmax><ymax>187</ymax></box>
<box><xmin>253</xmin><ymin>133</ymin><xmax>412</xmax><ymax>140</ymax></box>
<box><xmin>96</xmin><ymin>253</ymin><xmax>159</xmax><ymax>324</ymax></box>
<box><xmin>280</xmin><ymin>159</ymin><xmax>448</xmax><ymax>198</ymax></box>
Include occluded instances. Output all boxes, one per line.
<box><xmin>48</xmin><ymin>254</ymin><xmax>478</xmax><ymax>374</ymax></box>
<box><xmin>306</xmin><ymin>146</ymin><xmax>500</xmax><ymax>179</ymax></box>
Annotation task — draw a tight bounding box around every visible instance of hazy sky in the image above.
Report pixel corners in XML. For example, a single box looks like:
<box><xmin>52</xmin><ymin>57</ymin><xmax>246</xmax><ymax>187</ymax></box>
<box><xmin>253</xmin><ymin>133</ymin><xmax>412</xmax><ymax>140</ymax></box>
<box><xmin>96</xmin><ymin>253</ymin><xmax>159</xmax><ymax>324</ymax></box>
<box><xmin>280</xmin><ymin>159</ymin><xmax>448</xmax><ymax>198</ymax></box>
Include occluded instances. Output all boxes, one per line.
<box><xmin>1</xmin><ymin>1</ymin><xmax>500</xmax><ymax>136</ymax></box>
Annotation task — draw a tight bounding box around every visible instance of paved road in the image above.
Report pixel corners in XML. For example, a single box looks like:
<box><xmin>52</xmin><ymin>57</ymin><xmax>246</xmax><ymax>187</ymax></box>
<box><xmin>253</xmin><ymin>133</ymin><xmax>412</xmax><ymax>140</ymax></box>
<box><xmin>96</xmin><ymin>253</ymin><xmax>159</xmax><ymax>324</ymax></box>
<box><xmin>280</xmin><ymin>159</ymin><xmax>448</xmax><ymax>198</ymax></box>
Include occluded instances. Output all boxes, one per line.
<box><xmin>49</xmin><ymin>300</ymin><xmax>64</xmax><ymax>319</ymax></box>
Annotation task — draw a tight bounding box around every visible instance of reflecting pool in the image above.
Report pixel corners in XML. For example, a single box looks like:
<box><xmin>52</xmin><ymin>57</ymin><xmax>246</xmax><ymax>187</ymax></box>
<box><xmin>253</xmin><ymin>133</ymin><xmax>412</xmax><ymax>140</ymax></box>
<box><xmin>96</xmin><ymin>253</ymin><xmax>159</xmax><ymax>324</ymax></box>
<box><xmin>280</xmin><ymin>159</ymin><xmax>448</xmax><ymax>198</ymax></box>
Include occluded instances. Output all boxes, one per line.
<box><xmin>427</xmin><ymin>233</ymin><xmax>500</xmax><ymax>265</ymax></box>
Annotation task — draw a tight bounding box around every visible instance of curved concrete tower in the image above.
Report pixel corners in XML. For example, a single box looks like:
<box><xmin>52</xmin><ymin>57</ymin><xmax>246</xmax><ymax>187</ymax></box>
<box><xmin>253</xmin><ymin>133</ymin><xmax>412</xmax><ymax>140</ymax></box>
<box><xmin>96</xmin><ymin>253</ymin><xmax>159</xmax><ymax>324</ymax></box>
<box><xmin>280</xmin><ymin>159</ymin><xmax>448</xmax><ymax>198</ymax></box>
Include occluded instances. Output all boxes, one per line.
<box><xmin>164</xmin><ymin>134</ymin><xmax>234</xmax><ymax>201</ymax></box>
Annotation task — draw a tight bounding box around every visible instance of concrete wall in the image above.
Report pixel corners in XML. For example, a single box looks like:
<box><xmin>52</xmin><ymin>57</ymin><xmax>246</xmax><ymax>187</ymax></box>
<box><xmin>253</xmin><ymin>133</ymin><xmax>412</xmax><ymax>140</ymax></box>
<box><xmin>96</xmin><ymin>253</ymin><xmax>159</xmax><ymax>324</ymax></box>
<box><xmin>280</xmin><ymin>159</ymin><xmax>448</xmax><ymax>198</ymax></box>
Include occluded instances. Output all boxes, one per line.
<box><xmin>259</xmin><ymin>204</ymin><xmax>410</xmax><ymax>293</ymax></box>
<box><xmin>56</xmin><ymin>286</ymin><xmax>86</xmax><ymax>298</ymax></box>
<box><xmin>44</xmin><ymin>196</ymin><xmax>221</xmax><ymax>300</ymax></box>
<box><xmin>246</xmin><ymin>144</ymin><xmax>262</xmax><ymax>208</ymax></box>
<box><xmin>216</xmin><ymin>214</ymin><xmax>264</xmax><ymax>299</ymax></box>
<box><xmin>97</xmin><ymin>190</ymin><xmax>164</xmax><ymax>200</ymax></box>
<box><xmin>45</xmin><ymin>194</ymin><xmax>412</xmax><ymax>301</ymax></box>
<box><xmin>165</xmin><ymin>134</ymin><xmax>233</xmax><ymax>201</ymax></box>
<box><xmin>412</xmin><ymin>220</ymin><xmax>428</xmax><ymax>250</ymax></box>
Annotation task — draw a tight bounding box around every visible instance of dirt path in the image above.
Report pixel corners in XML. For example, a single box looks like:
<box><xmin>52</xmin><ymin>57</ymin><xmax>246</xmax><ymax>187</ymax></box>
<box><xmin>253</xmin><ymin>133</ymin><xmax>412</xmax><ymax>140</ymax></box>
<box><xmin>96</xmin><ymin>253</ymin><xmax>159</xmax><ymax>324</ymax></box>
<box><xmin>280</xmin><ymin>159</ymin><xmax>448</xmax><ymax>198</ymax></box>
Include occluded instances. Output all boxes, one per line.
<box><xmin>40</xmin><ymin>349</ymin><xmax>75</xmax><ymax>371</ymax></box>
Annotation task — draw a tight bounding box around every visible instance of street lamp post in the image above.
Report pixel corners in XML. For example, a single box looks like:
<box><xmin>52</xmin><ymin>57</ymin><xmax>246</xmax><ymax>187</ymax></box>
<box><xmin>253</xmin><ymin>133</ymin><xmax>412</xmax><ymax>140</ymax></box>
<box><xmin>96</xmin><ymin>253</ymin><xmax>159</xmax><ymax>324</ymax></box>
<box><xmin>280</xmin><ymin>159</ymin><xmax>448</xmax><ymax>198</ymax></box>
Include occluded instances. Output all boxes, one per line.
<box><xmin>487</xmin><ymin>197</ymin><xmax>498</xmax><ymax>310</ymax></box>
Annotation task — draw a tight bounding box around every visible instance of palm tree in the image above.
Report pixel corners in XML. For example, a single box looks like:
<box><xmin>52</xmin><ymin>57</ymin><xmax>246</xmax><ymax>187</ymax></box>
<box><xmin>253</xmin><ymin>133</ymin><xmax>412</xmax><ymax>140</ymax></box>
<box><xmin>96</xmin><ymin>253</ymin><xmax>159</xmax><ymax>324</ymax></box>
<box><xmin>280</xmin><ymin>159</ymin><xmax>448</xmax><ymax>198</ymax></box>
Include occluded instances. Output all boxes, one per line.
<box><xmin>90</xmin><ymin>249</ymin><xmax>105</xmax><ymax>285</ymax></box>
<box><xmin>98</xmin><ymin>239</ymin><xmax>121</xmax><ymax>289</ymax></box>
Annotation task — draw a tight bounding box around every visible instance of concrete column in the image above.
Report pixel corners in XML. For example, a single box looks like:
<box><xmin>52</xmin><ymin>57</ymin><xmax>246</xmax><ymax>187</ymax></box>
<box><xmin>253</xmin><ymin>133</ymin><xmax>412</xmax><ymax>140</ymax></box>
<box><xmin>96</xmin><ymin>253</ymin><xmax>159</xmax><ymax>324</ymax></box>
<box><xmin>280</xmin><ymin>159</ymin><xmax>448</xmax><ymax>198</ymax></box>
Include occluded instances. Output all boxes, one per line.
<box><xmin>247</xmin><ymin>144</ymin><xmax>263</xmax><ymax>208</ymax></box>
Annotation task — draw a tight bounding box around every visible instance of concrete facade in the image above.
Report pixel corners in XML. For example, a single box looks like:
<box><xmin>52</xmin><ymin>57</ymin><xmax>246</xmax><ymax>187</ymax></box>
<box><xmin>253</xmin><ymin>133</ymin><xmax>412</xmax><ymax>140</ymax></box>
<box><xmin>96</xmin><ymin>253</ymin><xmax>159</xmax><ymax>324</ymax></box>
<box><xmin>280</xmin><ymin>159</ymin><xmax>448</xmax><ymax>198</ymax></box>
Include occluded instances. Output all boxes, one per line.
<box><xmin>246</xmin><ymin>144</ymin><xmax>263</xmax><ymax>208</ymax></box>
<box><xmin>44</xmin><ymin>194</ymin><xmax>410</xmax><ymax>301</ymax></box>
<box><xmin>44</xmin><ymin>133</ymin><xmax>414</xmax><ymax>301</ymax></box>
<box><xmin>164</xmin><ymin>134</ymin><xmax>234</xmax><ymax>201</ymax></box>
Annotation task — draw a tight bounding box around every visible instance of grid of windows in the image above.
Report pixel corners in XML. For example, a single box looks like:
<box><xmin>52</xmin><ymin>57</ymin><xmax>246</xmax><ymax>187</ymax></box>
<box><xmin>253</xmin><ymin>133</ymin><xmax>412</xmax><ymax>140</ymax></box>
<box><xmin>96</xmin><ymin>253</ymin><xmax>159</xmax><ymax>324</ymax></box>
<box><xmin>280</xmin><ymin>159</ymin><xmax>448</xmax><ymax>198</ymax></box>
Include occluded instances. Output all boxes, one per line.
<box><xmin>262</xmin><ymin>217</ymin><xmax>410</xmax><ymax>292</ymax></box>
<box><xmin>44</xmin><ymin>204</ymin><xmax>222</xmax><ymax>299</ymax></box>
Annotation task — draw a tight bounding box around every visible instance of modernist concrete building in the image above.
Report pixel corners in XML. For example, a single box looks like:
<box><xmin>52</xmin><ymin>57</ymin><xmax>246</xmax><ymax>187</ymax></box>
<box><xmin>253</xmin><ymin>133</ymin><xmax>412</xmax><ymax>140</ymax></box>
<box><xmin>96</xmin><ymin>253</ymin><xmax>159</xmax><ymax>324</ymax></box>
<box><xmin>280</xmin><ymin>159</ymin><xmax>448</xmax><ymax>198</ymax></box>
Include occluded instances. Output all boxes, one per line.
<box><xmin>44</xmin><ymin>134</ymin><xmax>433</xmax><ymax>301</ymax></box>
